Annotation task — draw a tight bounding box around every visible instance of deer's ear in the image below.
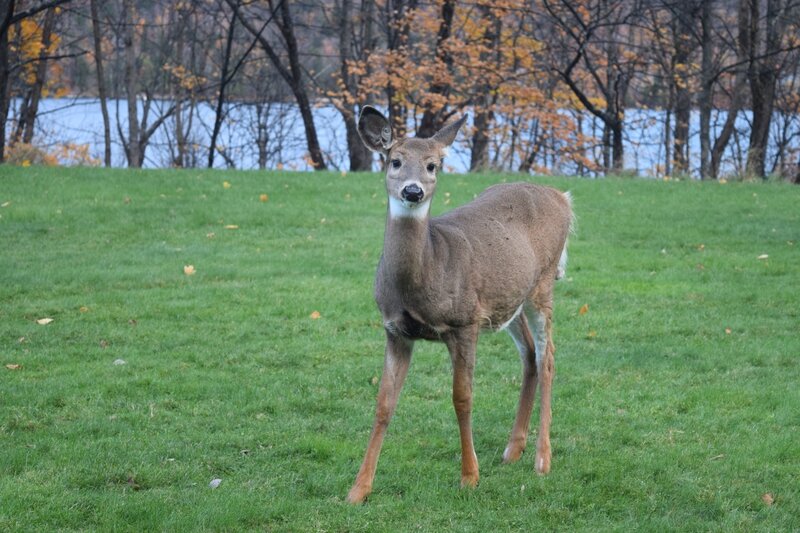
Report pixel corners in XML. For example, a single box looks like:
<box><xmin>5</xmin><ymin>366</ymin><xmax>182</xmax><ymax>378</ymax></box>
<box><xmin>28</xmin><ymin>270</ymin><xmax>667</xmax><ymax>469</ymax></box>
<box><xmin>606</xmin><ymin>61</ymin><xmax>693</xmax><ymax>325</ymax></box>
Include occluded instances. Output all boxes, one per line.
<box><xmin>432</xmin><ymin>114</ymin><xmax>468</xmax><ymax>147</ymax></box>
<box><xmin>358</xmin><ymin>106</ymin><xmax>393</xmax><ymax>154</ymax></box>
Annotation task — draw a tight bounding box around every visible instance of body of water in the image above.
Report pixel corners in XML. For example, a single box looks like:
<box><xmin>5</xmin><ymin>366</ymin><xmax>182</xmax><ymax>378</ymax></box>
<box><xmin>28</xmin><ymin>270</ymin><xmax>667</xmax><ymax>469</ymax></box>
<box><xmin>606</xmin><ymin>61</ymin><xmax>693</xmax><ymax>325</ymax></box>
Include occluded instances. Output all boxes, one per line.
<box><xmin>12</xmin><ymin>97</ymin><xmax>799</xmax><ymax>178</ymax></box>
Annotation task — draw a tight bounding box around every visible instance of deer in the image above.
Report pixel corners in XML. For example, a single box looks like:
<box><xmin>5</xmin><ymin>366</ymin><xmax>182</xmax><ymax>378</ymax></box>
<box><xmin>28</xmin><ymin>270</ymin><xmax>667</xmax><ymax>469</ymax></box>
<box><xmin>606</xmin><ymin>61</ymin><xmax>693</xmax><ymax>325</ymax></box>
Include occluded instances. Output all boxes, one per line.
<box><xmin>346</xmin><ymin>106</ymin><xmax>573</xmax><ymax>504</ymax></box>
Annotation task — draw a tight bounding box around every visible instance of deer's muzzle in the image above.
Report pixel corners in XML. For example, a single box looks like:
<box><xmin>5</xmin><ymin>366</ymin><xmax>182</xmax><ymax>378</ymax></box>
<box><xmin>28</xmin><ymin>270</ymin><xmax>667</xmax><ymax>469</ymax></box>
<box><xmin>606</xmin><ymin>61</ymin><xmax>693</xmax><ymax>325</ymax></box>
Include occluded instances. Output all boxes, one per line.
<box><xmin>401</xmin><ymin>184</ymin><xmax>424</xmax><ymax>203</ymax></box>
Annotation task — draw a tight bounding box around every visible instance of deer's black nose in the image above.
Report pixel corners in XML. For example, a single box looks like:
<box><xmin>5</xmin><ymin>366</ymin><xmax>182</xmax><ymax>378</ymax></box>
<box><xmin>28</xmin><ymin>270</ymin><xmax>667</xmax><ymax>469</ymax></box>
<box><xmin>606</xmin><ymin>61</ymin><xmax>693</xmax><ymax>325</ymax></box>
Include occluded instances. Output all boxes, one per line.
<box><xmin>401</xmin><ymin>184</ymin><xmax>424</xmax><ymax>203</ymax></box>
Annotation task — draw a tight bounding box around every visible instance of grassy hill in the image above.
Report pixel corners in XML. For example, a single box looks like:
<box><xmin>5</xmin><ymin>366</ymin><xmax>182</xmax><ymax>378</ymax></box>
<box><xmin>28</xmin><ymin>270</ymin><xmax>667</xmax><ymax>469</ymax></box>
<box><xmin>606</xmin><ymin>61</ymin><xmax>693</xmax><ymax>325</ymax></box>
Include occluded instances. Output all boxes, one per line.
<box><xmin>1</xmin><ymin>166</ymin><xmax>798</xmax><ymax>531</ymax></box>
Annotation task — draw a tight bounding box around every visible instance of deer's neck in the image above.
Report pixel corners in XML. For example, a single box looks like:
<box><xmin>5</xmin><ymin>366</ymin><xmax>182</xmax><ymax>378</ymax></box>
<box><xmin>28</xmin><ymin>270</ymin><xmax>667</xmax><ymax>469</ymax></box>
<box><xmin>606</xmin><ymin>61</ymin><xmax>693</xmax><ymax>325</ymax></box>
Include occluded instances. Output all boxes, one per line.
<box><xmin>381</xmin><ymin>203</ymin><xmax>434</xmax><ymax>288</ymax></box>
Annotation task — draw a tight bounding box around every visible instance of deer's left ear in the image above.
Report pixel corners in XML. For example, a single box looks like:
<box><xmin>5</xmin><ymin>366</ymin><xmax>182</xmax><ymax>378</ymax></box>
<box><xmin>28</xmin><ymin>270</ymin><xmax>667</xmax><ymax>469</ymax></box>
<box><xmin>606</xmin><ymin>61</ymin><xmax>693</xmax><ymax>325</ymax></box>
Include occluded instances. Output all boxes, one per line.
<box><xmin>358</xmin><ymin>106</ymin><xmax>394</xmax><ymax>154</ymax></box>
<box><xmin>432</xmin><ymin>114</ymin><xmax>468</xmax><ymax>147</ymax></box>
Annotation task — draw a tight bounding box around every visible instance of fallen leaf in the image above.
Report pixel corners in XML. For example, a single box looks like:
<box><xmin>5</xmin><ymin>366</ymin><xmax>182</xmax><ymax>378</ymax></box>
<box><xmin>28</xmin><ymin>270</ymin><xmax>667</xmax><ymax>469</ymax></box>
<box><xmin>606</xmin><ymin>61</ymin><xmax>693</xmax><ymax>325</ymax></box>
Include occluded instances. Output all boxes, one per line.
<box><xmin>696</xmin><ymin>263</ymin><xmax>705</xmax><ymax>271</ymax></box>
<box><xmin>209</xmin><ymin>478</ymin><xmax>222</xmax><ymax>489</ymax></box>
<box><xmin>578</xmin><ymin>304</ymin><xmax>589</xmax><ymax>315</ymax></box>
<box><xmin>370</xmin><ymin>376</ymin><xmax>379</xmax><ymax>386</ymax></box>
<box><xmin>79</xmin><ymin>306</ymin><xmax>89</xmax><ymax>313</ymax></box>
<box><xmin>183</xmin><ymin>265</ymin><xmax>196</xmax><ymax>275</ymax></box>
<box><xmin>697</xmin><ymin>244</ymin><xmax>705</xmax><ymax>251</ymax></box>
<box><xmin>223</xmin><ymin>181</ymin><xmax>231</xmax><ymax>189</ymax></box>
<box><xmin>719</xmin><ymin>178</ymin><xmax>728</xmax><ymax>184</ymax></box>
<box><xmin>224</xmin><ymin>225</ymin><xmax>239</xmax><ymax>230</ymax></box>
<box><xmin>206</xmin><ymin>232</ymin><xmax>216</xmax><ymax>239</ymax></box>
<box><xmin>113</xmin><ymin>359</ymin><xmax>127</xmax><ymax>366</ymax></box>
<box><xmin>36</xmin><ymin>318</ymin><xmax>54</xmax><ymax>325</ymax></box>
<box><xmin>762</xmin><ymin>493</ymin><xmax>774</xmax><ymax>506</ymax></box>
<box><xmin>127</xmin><ymin>477</ymin><xmax>141</xmax><ymax>491</ymax></box>
<box><xmin>725</xmin><ymin>328</ymin><xmax>732</xmax><ymax>335</ymax></box>
<box><xmin>100</xmin><ymin>339</ymin><xmax>109</xmax><ymax>349</ymax></box>
<box><xmin>123</xmin><ymin>196</ymin><xmax>131</xmax><ymax>204</ymax></box>
<box><xmin>6</xmin><ymin>364</ymin><xmax>22</xmax><ymax>370</ymax></box>
<box><xmin>709</xmin><ymin>454</ymin><xmax>725</xmax><ymax>460</ymax></box>
<box><xmin>586</xmin><ymin>330</ymin><xmax>597</xmax><ymax>339</ymax></box>
<box><xmin>757</xmin><ymin>254</ymin><xmax>769</xmax><ymax>260</ymax></box>
<box><xmin>310</xmin><ymin>310</ymin><xmax>321</xmax><ymax>319</ymax></box>
<box><xmin>18</xmin><ymin>336</ymin><xmax>26</xmax><ymax>343</ymax></box>
<box><xmin>259</xmin><ymin>194</ymin><xmax>269</xmax><ymax>202</ymax></box>
<box><xmin>1</xmin><ymin>201</ymin><xmax>10</xmax><ymax>207</ymax></box>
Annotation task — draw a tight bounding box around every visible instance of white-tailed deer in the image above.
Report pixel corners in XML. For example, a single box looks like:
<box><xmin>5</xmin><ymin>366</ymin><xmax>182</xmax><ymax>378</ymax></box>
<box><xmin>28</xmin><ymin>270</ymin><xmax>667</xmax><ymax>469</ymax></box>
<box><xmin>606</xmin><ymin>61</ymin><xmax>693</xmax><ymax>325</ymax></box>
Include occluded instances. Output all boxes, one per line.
<box><xmin>347</xmin><ymin>106</ymin><xmax>573</xmax><ymax>504</ymax></box>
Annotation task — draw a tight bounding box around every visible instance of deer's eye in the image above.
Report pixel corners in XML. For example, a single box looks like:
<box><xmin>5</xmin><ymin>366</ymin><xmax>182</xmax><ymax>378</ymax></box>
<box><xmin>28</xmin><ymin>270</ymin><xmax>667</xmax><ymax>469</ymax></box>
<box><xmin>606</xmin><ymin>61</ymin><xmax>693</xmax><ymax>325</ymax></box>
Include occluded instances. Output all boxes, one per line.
<box><xmin>391</xmin><ymin>159</ymin><xmax>401</xmax><ymax>169</ymax></box>
<box><xmin>427</xmin><ymin>163</ymin><xmax>436</xmax><ymax>173</ymax></box>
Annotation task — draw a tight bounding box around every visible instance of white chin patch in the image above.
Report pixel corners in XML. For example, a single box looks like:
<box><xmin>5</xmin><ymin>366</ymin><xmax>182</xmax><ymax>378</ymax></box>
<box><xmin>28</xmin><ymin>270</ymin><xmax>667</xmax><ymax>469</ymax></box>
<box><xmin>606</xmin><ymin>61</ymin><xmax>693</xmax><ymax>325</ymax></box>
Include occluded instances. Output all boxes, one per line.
<box><xmin>388</xmin><ymin>196</ymin><xmax>430</xmax><ymax>220</ymax></box>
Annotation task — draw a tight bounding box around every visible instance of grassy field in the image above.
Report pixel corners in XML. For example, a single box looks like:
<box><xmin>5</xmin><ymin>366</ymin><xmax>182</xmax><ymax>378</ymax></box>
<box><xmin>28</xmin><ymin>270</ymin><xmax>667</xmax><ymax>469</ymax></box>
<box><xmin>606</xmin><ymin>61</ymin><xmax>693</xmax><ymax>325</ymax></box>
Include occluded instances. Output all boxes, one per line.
<box><xmin>1</xmin><ymin>166</ymin><xmax>798</xmax><ymax>531</ymax></box>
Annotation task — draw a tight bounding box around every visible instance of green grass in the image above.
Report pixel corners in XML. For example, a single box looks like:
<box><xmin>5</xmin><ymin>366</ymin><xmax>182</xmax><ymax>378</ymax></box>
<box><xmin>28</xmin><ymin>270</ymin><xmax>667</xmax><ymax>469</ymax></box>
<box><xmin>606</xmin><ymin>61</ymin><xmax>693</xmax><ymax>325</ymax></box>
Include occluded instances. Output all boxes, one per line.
<box><xmin>1</xmin><ymin>166</ymin><xmax>798</xmax><ymax>531</ymax></box>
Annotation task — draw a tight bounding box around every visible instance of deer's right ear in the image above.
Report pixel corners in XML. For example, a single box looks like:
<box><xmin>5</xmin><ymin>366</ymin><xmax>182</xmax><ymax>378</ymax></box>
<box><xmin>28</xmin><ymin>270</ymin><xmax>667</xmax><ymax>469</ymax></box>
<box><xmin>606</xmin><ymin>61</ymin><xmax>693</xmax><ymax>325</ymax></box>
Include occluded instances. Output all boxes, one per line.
<box><xmin>358</xmin><ymin>106</ymin><xmax>393</xmax><ymax>154</ymax></box>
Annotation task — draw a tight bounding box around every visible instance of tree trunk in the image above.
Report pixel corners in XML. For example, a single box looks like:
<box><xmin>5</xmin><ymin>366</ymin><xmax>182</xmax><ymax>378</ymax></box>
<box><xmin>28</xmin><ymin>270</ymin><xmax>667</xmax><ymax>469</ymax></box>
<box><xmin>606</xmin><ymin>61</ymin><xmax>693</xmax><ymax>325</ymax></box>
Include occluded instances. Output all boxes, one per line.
<box><xmin>469</xmin><ymin>6</ymin><xmax>500</xmax><ymax>172</ymax></box>
<box><xmin>208</xmin><ymin>7</ymin><xmax>236</xmax><ymax>169</ymax></box>
<box><xmin>122</xmin><ymin>0</ymin><xmax>141</xmax><ymax>167</ymax></box>
<box><xmin>230</xmin><ymin>0</ymin><xmax>326</xmax><ymax>170</ymax></box>
<box><xmin>0</xmin><ymin>0</ymin><xmax>16</xmax><ymax>162</ymax></box>
<box><xmin>611</xmin><ymin>118</ymin><xmax>624</xmax><ymax>172</ymax></box>
<box><xmin>672</xmin><ymin>3</ymin><xmax>696</xmax><ymax>176</ymax></box>
<box><xmin>745</xmin><ymin>0</ymin><xmax>784</xmax><ymax>179</ymax></box>
<box><xmin>90</xmin><ymin>0</ymin><xmax>111</xmax><ymax>166</ymax></box>
<box><xmin>710</xmin><ymin>0</ymin><xmax>751</xmax><ymax>179</ymax></box>
<box><xmin>13</xmin><ymin>8</ymin><xmax>54</xmax><ymax>144</ymax></box>
<box><xmin>338</xmin><ymin>0</ymin><xmax>371</xmax><ymax>171</ymax></box>
<box><xmin>275</xmin><ymin>1</ymin><xmax>325</xmax><ymax>170</ymax></box>
<box><xmin>417</xmin><ymin>0</ymin><xmax>455</xmax><ymax>138</ymax></box>
<box><xmin>698</xmin><ymin>0</ymin><xmax>713</xmax><ymax>178</ymax></box>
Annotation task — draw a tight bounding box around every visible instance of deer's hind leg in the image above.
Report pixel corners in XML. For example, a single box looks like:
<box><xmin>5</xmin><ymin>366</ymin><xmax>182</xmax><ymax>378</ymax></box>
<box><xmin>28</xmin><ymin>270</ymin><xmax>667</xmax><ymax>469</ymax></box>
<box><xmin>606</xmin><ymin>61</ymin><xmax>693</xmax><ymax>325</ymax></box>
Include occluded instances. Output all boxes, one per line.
<box><xmin>503</xmin><ymin>313</ymin><xmax>538</xmax><ymax>464</ymax></box>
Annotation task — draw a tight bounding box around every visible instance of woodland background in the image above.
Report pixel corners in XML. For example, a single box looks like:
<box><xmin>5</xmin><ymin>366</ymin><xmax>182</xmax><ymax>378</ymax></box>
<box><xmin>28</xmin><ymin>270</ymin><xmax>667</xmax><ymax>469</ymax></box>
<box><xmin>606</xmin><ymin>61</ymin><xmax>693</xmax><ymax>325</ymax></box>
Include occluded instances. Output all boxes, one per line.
<box><xmin>1</xmin><ymin>0</ymin><xmax>800</xmax><ymax>180</ymax></box>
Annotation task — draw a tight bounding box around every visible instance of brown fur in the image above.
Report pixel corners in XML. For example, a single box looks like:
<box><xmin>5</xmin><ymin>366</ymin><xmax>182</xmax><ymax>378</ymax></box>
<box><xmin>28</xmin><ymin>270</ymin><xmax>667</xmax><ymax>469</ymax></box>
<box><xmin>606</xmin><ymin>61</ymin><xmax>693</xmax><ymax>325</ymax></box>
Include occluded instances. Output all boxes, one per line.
<box><xmin>347</xmin><ymin>106</ymin><xmax>573</xmax><ymax>504</ymax></box>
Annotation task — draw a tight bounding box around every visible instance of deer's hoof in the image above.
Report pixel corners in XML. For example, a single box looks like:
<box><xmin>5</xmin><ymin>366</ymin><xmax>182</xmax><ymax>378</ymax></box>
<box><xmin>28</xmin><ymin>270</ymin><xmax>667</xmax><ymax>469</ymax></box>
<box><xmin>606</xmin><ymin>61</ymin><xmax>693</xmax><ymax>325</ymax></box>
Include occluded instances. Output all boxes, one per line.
<box><xmin>502</xmin><ymin>442</ymin><xmax>525</xmax><ymax>464</ymax></box>
<box><xmin>535</xmin><ymin>452</ymin><xmax>551</xmax><ymax>475</ymax></box>
<box><xmin>346</xmin><ymin>484</ymin><xmax>371</xmax><ymax>504</ymax></box>
<box><xmin>460</xmin><ymin>472</ymin><xmax>479</xmax><ymax>489</ymax></box>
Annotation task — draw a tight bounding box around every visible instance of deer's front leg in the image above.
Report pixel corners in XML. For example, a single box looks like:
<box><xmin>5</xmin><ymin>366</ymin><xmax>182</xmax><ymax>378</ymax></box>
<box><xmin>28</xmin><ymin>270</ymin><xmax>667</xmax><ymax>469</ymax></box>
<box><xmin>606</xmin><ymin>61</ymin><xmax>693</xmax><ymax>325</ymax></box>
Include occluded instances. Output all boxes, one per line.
<box><xmin>531</xmin><ymin>306</ymin><xmax>554</xmax><ymax>475</ymax></box>
<box><xmin>446</xmin><ymin>327</ymin><xmax>480</xmax><ymax>488</ymax></box>
<box><xmin>347</xmin><ymin>333</ymin><xmax>413</xmax><ymax>504</ymax></box>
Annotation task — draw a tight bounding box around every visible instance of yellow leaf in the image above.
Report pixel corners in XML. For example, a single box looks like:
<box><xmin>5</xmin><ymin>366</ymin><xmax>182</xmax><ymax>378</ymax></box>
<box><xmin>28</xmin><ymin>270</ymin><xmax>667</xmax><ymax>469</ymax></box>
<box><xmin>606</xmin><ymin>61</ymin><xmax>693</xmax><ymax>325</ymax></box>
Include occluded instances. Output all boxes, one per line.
<box><xmin>310</xmin><ymin>310</ymin><xmax>321</xmax><ymax>319</ymax></box>
<box><xmin>259</xmin><ymin>194</ymin><xmax>269</xmax><ymax>202</ymax></box>
<box><xmin>586</xmin><ymin>330</ymin><xmax>597</xmax><ymax>339</ymax></box>
<box><xmin>79</xmin><ymin>306</ymin><xmax>90</xmax><ymax>313</ymax></box>
<box><xmin>757</xmin><ymin>254</ymin><xmax>768</xmax><ymax>260</ymax></box>
<box><xmin>183</xmin><ymin>265</ymin><xmax>196</xmax><ymax>275</ymax></box>
<box><xmin>224</xmin><ymin>225</ymin><xmax>239</xmax><ymax>230</ymax></box>
<box><xmin>223</xmin><ymin>181</ymin><xmax>231</xmax><ymax>189</ymax></box>
<box><xmin>725</xmin><ymin>328</ymin><xmax>732</xmax><ymax>335</ymax></box>
<box><xmin>578</xmin><ymin>304</ymin><xmax>589</xmax><ymax>315</ymax></box>
<box><xmin>762</xmin><ymin>493</ymin><xmax>774</xmax><ymax>506</ymax></box>
<box><xmin>206</xmin><ymin>232</ymin><xmax>216</xmax><ymax>239</ymax></box>
<box><xmin>1</xmin><ymin>201</ymin><xmax>10</xmax><ymax>207</ymax></box>
<box><xmin>21</xmin><ymin>160</ymin><xmax>31</xmax><ymax>167</ymax></box>
<box><xmin>36</xmin><ymin>317</ymin><xmax>54</xmax><ymax>325</ymax></box>
<box><xmin>6</xmin><ymin>364</ymin><xmax>22</xmax><ymax>370</ymax></box>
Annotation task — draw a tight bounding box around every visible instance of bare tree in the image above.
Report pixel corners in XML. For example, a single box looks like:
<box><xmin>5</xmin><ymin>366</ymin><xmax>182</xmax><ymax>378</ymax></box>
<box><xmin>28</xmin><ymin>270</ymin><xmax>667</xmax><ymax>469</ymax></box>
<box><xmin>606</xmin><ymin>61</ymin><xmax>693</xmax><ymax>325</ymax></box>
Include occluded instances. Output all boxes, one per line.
<box><xmin>541</xmin><ymin>0</ymin><xmax>642</xmax><ymax>173</ymax></box>
<box><xmin>228</xmin><ymin>0</ymin><xmax>327</xmax><ymax>170</ymax></box>
<box><xmin>11</xmin><ymin>6</ymin><xmax>55</xmax><ymax>144</ymax></box>
<box><xmin>336</xmin><ymin>0</ymin><xmax>372</xmax><ymax>171</ymax></box>
<box><xmin>0</xmin><ymin>0</ymin><xmax>72</xmax><ymax>162</ymax></box>
<box><xmin>90</xmin><ymin>0</ymin><xmax>111</xmax><ymax>166</ymax></box>
<box><xmin>416</xmin><ymin>0</ymin><xmax>456</xmax><ymax>138</ymax></box>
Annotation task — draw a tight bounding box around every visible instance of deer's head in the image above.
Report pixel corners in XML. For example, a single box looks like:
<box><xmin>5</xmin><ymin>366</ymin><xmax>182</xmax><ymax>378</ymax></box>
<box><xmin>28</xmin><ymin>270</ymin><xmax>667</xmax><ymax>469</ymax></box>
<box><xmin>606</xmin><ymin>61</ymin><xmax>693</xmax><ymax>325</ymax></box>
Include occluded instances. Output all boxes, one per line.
<box><xmin>358</xmin><ymin>106</ymin><xmax>467</xmax><ymax>219</ymax></box>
